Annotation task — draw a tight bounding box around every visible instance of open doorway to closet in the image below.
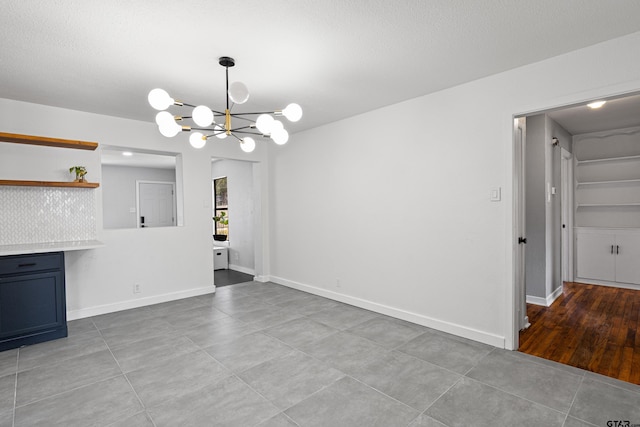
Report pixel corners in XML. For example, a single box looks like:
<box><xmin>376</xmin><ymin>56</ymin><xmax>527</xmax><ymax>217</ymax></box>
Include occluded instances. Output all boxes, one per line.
<box><xmin>515</xmin><ymin>92</ymin><xmax>640</xmax><ymax>385</ymax></box>
<box><xmin>211</xmin><ymin>158</ymin><xmax>260</xmax><ymax>287</ymax></box>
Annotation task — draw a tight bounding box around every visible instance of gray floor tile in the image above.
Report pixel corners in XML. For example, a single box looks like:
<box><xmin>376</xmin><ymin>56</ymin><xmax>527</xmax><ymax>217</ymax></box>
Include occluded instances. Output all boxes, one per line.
<box><xmin>569</xmin><ymin>377</ymin><xmax>640</xmax><ymax>426</ymax></box>
<box><xmin>145</xmin><ymin>296</ymin><xmax>209</xmax><ymax>317</ymax></box>
<box><xmin>408</xmin><ymin>414</ymin><xmax>448</xmax><ymax>427</ymax></box>
<box><xmin>256</xmin><ymin>413</ymin><xmax>300</xmax><ymax>427</ymax></box>
<box><xmin>512</xmin><ymin>351</ymin><xmax>587</xmax><ymax>377</ymax></box>
<box><xmin>231</xmin><ymin>307</ymin><xmax>303</xmax><ymax>329</ymax></box>
<box><xmin>350</xmin><ymin>350</ymin><xmax>460</xmax><ymax>411</ymax></box>
<box><xmin>466</xmin><ymin>349</ymin><xmax>582</xmax><ymax>412</ymax></box>
<box><xmin>214</xmin><ymin>295</ymin><xmax>273</xmax><ymax>315</ymax></box>
<box><xmin>99</xmin><ymin>318</ymin><xmax>176</xmax><ymax>348</ymax></box>
<box><xmin>66</xmin><ymin>318</ymin><xmax>98</xmax><ymax>336</ymax></box>
<box><xmin>14</xmin><ymin>375</ymin><xmax>142</xmax><ymax>427</ymax></box>
<box><xmin>182</xmin><ymin>316</ymin><xmax>261</xmax><ymax>348</ymax></box>
<box><xmin>148</xmin><ymin>375</ymin><xmax>279</xmax><ymax>427</ymax></box>
<box><xmin>397</xmin><ymin>329</ymin><xmax>493</xmax><ymax>374</ymax></box>
<box><xmin>263</xmin><ymin>317</ymin><xmax>338</xmax><ymax>348</ymax></box>
<box><xmin>0</xmin><ymin>410</ymin><xmax>11</xmax><ymax>427</ymax></box>
<box><xmin>346</xmin><ymin>316</ymin><xmax>427</xmax><ymax>349</ymax></box>
<box><xmin>583</xmin><ymin>370</ymin><xmax>640</xmax><ymax>394</ymax></box>
<box><xmin>16</xmin><ymin>349</ymin><xmax>121</xmax><ymax>406</ymax></box>
<box><xmin>239</xmin><ymin>350</ymin><xmax>344</xmax><ymax>409</ymax></box>
<box><xmin>17</xmin><ymin>330</ymin><xmax>107</xmax><ymax>372</ymax></box>
<box><xmin>109</xmin><ymin>333</ymin><xmax>200</xmax><ymax>373</ymax></box>
<box><xmin>0</xmin><ymin>374</ymin><xmax>15</xmax><ymax>414</ymax></box>
<box><xmin>299</xmin><ymin>331</ymin><xmax>389</xmax><ymax>374</ymax></box>
<box><xmin>563</xmin><ymin>417</ymin><xmax>598</xmax><ymax>427</ymax></box>
<box><xmin>159</xmin><ymin>304</ymin><xmax>229</xmax><ymax>329</ymax></box>
<box><xmin>126</xmin><ymin>349</ymin><xmax>230</xmax><ymax>408</ymax></box>
<box><xmin>0</xmin><ymin>349</ymin><xmax>17</xmax><ymax>377</ymax></box>
<box><xmin>106</xmin><ymin>411</ymin><xmax>154</xmax><ymax>427</ymax></box>
<box><xmin>285</xmin><ymin>376</ymin><xmax>419</xmax><ymax>427</ymax></box>
<box><xmin>307</xmin><ymin>305</ymin><xmax>380</xmax><ymax>330</ymax></box>
<box><xmin>91</xmin><ymin>307</ymin><xmax>155</xmax><ymax>330</ymax></box>
<box><xmin>204</xmin><ymin>332</ymin><xmax>292</xmax><ymax>372</ymax></box>
<box><xmin>426</xmin><ymin>377</ymin><xmax>565</xmax><ymax>427</ymax></box>
<box><xmin>277</xmin><ymin>297</ymin><xmax>344</xmax><ymax>316</ymax></box>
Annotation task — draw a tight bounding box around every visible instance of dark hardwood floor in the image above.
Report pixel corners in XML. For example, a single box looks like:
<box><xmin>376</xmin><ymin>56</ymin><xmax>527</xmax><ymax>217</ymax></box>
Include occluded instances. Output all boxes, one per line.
<box><xmin>519</xmin><ymin>281</ymin><xmax>640</xmax><ymax>385</ymax></box>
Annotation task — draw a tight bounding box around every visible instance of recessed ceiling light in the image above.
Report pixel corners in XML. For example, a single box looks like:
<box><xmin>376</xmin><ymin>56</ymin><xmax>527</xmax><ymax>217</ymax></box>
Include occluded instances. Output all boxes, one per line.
<box><xmin>122</xmin><ymin>151</ymin><xmax>133</xmax><ymax>156</ymax></box>
<box><xmin>587</xmin><ymin>100</ymin><xmax>606</xmax><ymax>109</ymax></box>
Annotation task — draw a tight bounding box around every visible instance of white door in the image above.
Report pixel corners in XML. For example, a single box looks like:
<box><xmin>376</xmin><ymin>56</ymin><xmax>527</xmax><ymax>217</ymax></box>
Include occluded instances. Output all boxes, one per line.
<box><xmin>514</xmin><ymin>119</ymin><xmax>529</xmax><ymax>331</ymax></box>
<box><xmin>560</xmin><ymin>148</ymin><xmax>573</xmax><ymax>282</ymax></box>
<box><xmin>576</xmin><ymin>232</ymin><xmax>615</xmax><ymax>281</ymax></box>
<box><xmin>137</xmin><ymin>181</ymin><xmax>176</xmax><ymax>228</ymax></box>
<box><xmin>615</xmin><ymin>233</ymin><xmax>640</xmax><ymax>285</ymax></box>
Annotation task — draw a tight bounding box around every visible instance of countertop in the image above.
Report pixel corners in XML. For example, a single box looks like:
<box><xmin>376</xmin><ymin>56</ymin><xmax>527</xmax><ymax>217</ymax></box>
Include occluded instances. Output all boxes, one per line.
<box><xmin>0</xmin><ymin>240</ymin><xmax>104</xmax><ymax>256</ymax></box>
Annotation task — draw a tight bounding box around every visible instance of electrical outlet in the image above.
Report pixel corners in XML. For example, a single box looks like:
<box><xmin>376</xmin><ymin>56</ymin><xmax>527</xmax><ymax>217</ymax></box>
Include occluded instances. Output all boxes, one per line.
<box><xmin>235</xmin><ymin>252</ymin><xmax>239</xmax><ymax>261</ymax></box>
<box><xmin>336</xmin><ymin>278</ymin><xmax>341</xmax><ymax>288</ymax></box>
<box><xmin>133</xmin><ymin>283</ymin><xmax>141</xmax><ymax>294</ymax></box>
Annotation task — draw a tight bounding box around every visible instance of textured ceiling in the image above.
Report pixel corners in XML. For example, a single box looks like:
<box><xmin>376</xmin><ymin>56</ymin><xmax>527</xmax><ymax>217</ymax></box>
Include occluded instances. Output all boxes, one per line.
<box><xmin>2</xmin><ymin>0</ymin><xmax>640</xmax><ymax>135</ymax></box>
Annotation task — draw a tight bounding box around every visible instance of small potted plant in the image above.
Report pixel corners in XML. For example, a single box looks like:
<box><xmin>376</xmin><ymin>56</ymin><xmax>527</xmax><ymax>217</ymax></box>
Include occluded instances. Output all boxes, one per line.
<box><xmin>69</xmin><ymin>166</ymin><xmax>88</xmax><ymax>183</ymax></box>
<box><xmin>213</xmin><ymin>211</ymin><xmax>228</xmax><ymax>241</ymax></box>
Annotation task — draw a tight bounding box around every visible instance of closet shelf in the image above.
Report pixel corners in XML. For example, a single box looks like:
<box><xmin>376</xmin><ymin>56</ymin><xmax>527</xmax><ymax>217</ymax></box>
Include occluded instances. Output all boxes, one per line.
<box><xmin>577</xmin><ymin>203</ymin><xmax>640</xmax><ymax>208</ymax></box>
<box><xmin>577</xmin><ymin>179</ymin><xmax>640</xmax><ymax>186</ymax></box>
<box><xmin>577</xmin><ymin>154</ymin><xmax>640</xmax><ymax>165</ymax></box>
<box><xmin>0</xmin><ymin>180</ymin><xmax>99</xmax><ymax>188</ymax></box>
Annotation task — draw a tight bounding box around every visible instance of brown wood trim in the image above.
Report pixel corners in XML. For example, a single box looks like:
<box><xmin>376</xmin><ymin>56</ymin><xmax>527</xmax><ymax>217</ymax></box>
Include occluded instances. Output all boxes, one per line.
<box><xmin>0</xmin><ymin>180</ymin><xmax>99</xmax><ymax>188</ymax></box>
<box><xmin>0</xmin><ymin>132</ymin><xmax>98</xmax><ymax>151</ymax></box>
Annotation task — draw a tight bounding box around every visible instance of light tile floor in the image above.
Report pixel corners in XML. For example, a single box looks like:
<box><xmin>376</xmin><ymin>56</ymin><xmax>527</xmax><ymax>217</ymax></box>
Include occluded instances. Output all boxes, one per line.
<box><xmin>2</xmin><ymin>281</ymin><xmax>640</xmax><ymax>426</ymax></box>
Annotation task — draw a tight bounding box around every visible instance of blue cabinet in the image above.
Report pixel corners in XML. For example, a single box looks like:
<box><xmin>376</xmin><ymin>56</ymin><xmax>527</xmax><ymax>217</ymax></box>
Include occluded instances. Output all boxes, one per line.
<box><xmin>0</xmin><ymin>252</ymin><xmax>67</xmax><ymax>351</ymax></box>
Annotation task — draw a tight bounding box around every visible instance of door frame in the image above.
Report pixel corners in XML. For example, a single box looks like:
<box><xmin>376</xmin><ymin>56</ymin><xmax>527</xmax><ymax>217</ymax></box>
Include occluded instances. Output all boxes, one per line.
<box><xmin>560</xmin><ymin>148</ymin><xmax>574</xmax><ymax>282</ymax></box>
<box><xmin>508</xmin><ymin>85</ymin><xmax>640</xmax><ymax>351</ymax></box>
<box><xmin>135</xmin><ymin>180</ymin><xmax>177</xmax><ymax>228</ymax></box>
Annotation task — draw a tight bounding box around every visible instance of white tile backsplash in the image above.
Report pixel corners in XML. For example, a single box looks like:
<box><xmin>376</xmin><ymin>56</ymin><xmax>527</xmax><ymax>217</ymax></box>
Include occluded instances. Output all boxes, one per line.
<box><xmin>0</xmin><ymin>186</ymin><xmax>96</xmax><ymax>244</ymax></box>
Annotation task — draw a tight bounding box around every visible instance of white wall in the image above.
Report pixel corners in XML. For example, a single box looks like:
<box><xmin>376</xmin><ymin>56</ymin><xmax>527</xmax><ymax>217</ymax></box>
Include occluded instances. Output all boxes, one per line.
<box><xmin>102</xmin><ymin>164</ymin><xmax>176</xmax><ymax>229</ymax></box>
<box><xmin>211</xmin><ymin>159</ymin><xmax>255</xmax><ymax>273</ymax></box>
<box><xmin>268</xmin><ymin>31</ymin><xmax>640</xmax><ymax>349</ymax></box>
<box><xmin>0</xmin><ymin>98</ymin><xmax>268</xmax><ymax>319</ymax></box>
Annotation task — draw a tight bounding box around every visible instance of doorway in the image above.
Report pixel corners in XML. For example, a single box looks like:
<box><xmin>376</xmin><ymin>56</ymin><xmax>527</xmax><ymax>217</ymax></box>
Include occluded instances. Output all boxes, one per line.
<box><xmin>512</xmin><ymin>91</ymin><xmax>640</xmax><ymax>383</ymax></box>
<box><xmin>136</xmin><ymin>181</ymin><xmax>176</xmax><ymax>228</ymax></box>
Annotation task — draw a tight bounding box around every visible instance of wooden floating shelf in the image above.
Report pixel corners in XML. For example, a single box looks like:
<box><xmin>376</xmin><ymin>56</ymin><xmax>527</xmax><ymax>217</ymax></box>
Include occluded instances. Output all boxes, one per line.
<box><xmin>577</xmin><ymin>154</ymin><xmax>640</xmax><ymax>164</ymax></box>
<box><xmin>0</xmin><ymin>132</ymin><xmax>98</xmax><ymax>151</ymax></box>
<box><xmin>0</xmin><ymin>180</ymin><xmax>99</xmax><ymax>188</ymax></box>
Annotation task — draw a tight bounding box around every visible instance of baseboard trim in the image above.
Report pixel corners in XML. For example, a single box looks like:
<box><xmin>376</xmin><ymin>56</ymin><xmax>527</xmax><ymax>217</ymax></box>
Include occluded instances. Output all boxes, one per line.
<box><xmin>526</xmin><ymin>286</ymin><xmax>563</xmax><ymax>307</ymax></box>
<box><xmin>547</xmin><ymin>286</ymin><xmax>563</xmax><ymax>306</ymax></box>
<box><xmin>269</xmin><ymin>275</ymin><xmax>505</xmax><ymax>348</ymax></box>
<box><xmin>67</xmin><ymin>285</ymin><xmax>216</xmax><ymax>321</ymax></box>
<box><xmin>526</xmin><ymin>295</ymin><xmax>547</xmax><ymax>306</ymax></box>
<box><xmin>228</xmin><ymin>264</ymin><xmax>256</xmax><ymax>276</ymax></box>
<box><xmin>574</xmin><ymin>278</ymin><xmax>640</xmax><ymax>291</ymax></box>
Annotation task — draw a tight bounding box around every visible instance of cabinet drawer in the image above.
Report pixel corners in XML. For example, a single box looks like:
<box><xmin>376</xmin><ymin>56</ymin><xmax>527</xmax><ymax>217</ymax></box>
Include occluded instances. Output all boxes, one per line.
<box><xmin>0</xmin><ymin>252</ymin><xmax>63</xmax><ymax>275</ymax></box>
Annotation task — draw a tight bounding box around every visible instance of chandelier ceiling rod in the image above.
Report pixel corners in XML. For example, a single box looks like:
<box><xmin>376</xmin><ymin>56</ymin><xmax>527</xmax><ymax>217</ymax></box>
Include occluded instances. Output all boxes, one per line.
<box><xmin>148</xmin><ymin>56</ymin><xmax>302</xmax><ymax>153</ymax></box>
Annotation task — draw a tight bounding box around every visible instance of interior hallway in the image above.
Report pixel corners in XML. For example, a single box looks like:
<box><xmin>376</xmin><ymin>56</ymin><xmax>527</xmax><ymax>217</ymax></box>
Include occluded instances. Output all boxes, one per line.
<box><xmin>519</xmin><ymin>282</ymin><xmax>640</xmax><ymax>385</ymax></box>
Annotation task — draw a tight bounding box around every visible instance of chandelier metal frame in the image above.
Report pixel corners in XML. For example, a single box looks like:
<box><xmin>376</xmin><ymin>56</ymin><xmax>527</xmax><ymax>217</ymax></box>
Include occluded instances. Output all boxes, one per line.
<box><xmin>148</xmin><ymin>56</ymin><xmax>302</xmax><ymax>152</ymax></box>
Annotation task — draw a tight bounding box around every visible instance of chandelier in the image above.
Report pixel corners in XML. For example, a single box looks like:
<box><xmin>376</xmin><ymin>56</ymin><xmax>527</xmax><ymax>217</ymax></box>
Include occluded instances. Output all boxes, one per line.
<box><xmin>147</xmin><ymin>56</ymin><xmax>302</xmax><ymax>153</ymax></box>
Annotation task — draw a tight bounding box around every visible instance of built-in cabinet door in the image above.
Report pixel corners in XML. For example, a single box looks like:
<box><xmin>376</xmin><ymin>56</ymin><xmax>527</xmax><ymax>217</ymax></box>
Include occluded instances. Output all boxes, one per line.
<box><xmin>615</xmin><ymin>233</ymin><xmax>640</xmax><ymax>285</ymax></box>
<box><xmin>576</xmin><ymin>232</ymin><xmax>616</xmax><ymax>282</ymax></box>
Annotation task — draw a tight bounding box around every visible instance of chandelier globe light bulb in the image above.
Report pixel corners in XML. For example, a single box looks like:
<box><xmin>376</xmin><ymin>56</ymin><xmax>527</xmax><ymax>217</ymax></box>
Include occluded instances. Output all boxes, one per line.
<box><xmin>159</xmin><ymin>121</ymin><xmax>181</xmax><ymax>137</ymax></box>
<box><xmin>189</xmin><ymin>132</ymin><xmax>206</xmax><ymax>149</ymax></box>
<box><xmin>271</xmin><ymin>128</ymin><xmax>289</xmax><ymax>145</ymax></box>
<box><xmin>229</xmin><ymin>82</ymin><xmax>249</xmax><ymax>104</ymax></box>
<box><xmin>192</xmin><ymin>105</ymin><xmax>214</xmax><ymax>127</ymax></box>
<box><xmin>256</xmin><ymin>114</ymin><xmax>275</xmax><ymax>134</ymax></box>
<box><xmin>148</xmin><ymin>88</ymin><xmax>174</xmax><ymax>111</ymax></box>
<box><xmin>241</xmin><ymin>137</ymin><xmax>256</xmax><ymax>153</ymax></box>
<box><xmin>155</xmin><ymin>111</ymin><xmax>174</xmax><ymax>126</ymax></box>
<box><xmin>282</xmin><ymin>103</ymin><xmax>303</xmax><ymax>122</ymax></box>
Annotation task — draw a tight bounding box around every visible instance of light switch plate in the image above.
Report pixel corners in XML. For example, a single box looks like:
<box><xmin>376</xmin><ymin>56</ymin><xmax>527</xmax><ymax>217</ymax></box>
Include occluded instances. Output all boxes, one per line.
<box><xmin>490</xmin><ymin>187</ymin><xmax>501</xmax><ymax>202</ymax></box>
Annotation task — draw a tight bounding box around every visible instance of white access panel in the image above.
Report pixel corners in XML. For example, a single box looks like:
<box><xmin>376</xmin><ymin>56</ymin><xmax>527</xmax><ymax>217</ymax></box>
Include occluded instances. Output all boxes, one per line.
<box><xmin>213</xmin><ymin>247</ymin><xmax>228</xmax><ymax>270</ymax></box>
<box><xmin>576</xmin><ymin>231</ymin><xmax>615</xmax><ymax>282</ymax></box>
<box><xmin>615</xmin><ymin>233</ymin><xmax>640</xmax><ymax>285</ymax></box>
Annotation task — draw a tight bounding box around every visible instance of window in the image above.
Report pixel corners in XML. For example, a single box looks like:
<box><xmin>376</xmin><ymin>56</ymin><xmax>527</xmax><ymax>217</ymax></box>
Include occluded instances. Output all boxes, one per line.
<box><xmin>214</xmin><ymin>177</ymin><xmax>228</xmax><ymax>238</ymax></box>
